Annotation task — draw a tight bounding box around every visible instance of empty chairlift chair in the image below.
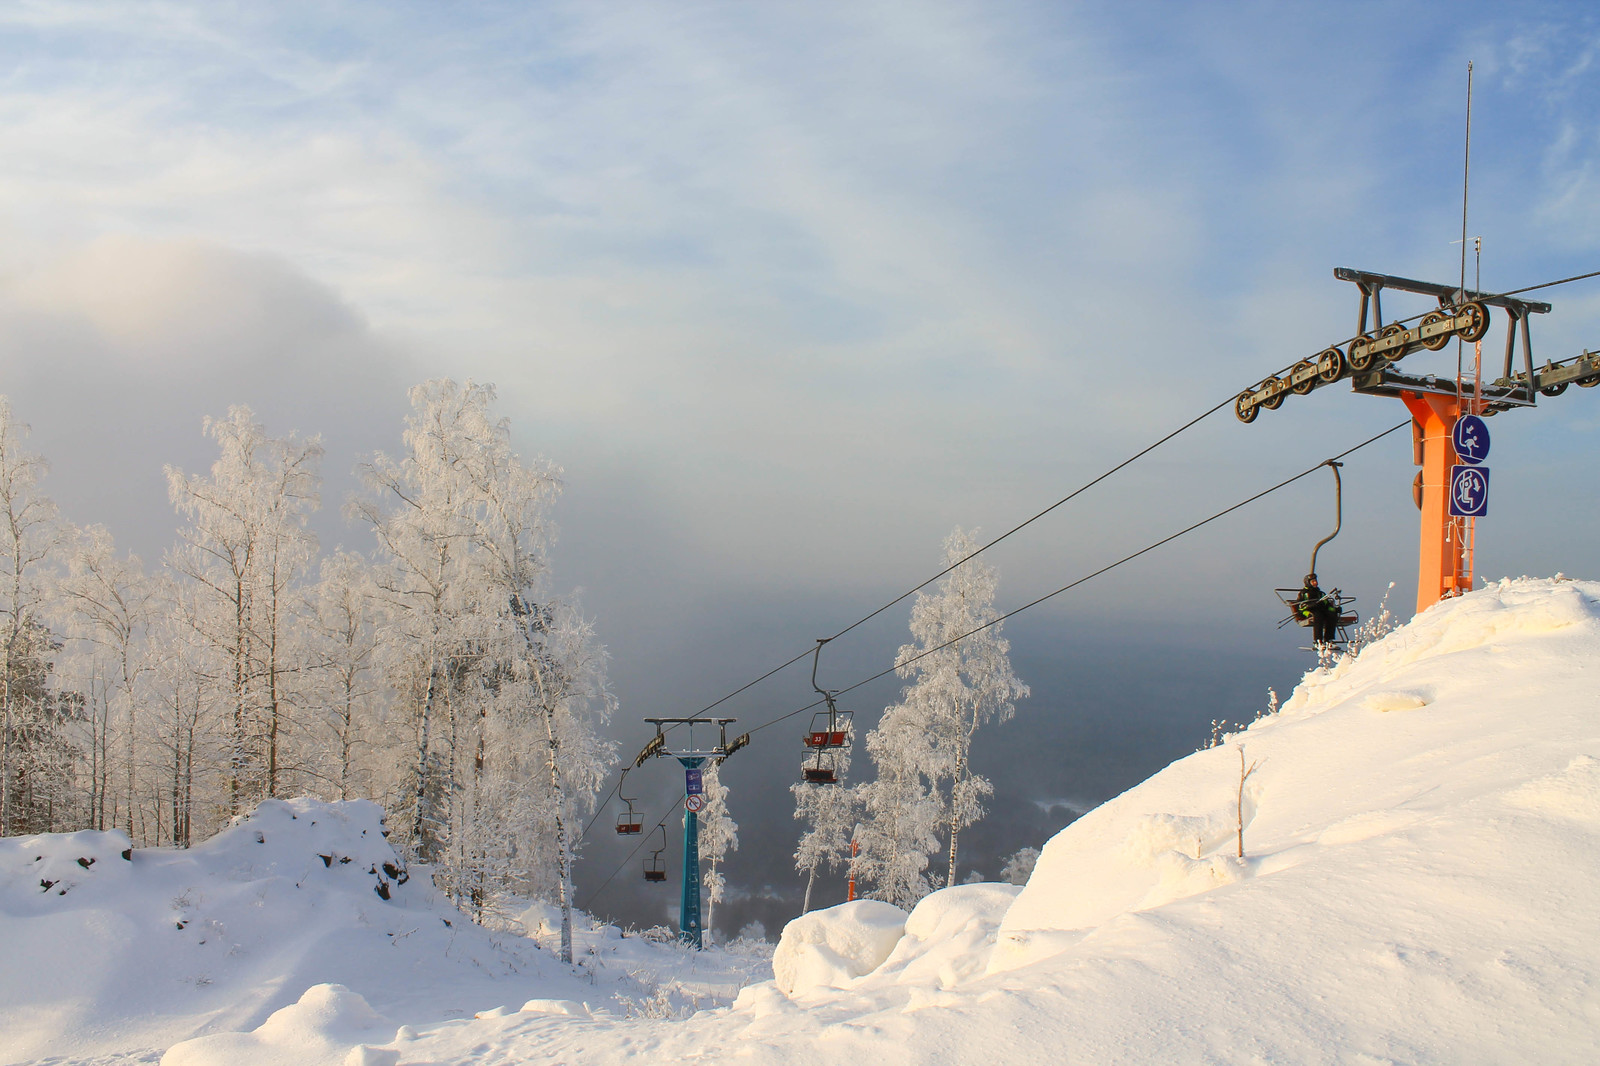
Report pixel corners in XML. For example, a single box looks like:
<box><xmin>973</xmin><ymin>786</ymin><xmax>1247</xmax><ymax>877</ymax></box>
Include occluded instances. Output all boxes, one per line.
<box><xmin>614</xmin><ymin>771</ymin><xmax>643</xmax><ymax>835</ymax></box>
<box><xmin>802</xmin><ymin>639</ymin><xmax>853</xmax><ymax>785</ymax></box>
<box><xmin>643</xmin><ymin>825</ymin><xmax>668</xmax><ymax>883</ymax></box>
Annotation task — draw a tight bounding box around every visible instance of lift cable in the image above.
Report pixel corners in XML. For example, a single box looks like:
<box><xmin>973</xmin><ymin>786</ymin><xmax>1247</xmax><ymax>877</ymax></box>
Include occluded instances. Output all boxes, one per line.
<box><xmin>578</xmin><ymin>421</ymin><xmax>1410</xmax><ymax>917</ymax></box>
<box><xmin>693</xmin><ymin>268</ymin><xmax>1600</xmax><ymax>728</ymax></box>
<box><xmin>579</xmin><ymin>794</ymin><xmax>686</xmax><ymax>912</ymax></box>
<box><xmin>578</xmin><ymin>266</ymin><xmax>1600</xmax><ymax>847</ymax></box>
<box><xmin>579</xmin><ymin>778</ymin><xmax>625</xmax><ymax>842</ymax></box>
<box><xmin>742</xmin><ymin>419</ymin><xmax>1412</xmax><ymax>739</ymax></box>
<box><xmin>1500</xmin><ymin>268</ymin><xmax>1600</xmax><ymax>298</ymax></box>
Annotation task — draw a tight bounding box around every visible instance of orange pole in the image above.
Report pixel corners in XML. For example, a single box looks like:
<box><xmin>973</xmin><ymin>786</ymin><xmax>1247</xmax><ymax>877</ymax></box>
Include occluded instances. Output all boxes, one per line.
<box><xmin>846</xmin><ymin>839</ymin><xmax>858</xmax><ymax>902</ymax></box>
<box><xmin>1401</xmin><ymin>391</ymin><xmax>1468</xmax><ymax>615</ymax></box>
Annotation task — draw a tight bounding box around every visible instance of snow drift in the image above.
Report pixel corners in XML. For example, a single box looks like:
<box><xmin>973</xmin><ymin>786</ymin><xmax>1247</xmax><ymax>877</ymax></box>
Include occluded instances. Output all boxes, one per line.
<box><xmin>394</xmin><ymin>577</ymin><xmax>1600</xmax><ymax>1063</ymax></box>
<box><xmin>0</xmin><ymin>798</ymin><xmax>592</xmax><ymax>1064</ymax></box>
<box><xmin>771</xmin><ymin>899</ymin><xmax>908</xmax><ymax>996</ymax></box>
<box><xmin>11</xmin><ymin>577</ymin><xmax>1600</xmax><ymax>1065</ymax></box>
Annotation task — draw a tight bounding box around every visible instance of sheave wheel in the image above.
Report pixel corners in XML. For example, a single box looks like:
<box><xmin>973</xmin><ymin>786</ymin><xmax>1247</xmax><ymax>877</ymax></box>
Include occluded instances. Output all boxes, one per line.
<box><xmin>1290</xmin><ymin>360</ymin><xmax>1316</xmax><ymax>395</ymax></box>
<box><xmin>1261</xmin><ymin>376</ymin><xmax>1286</xmax><ymax>410</ymax></box>
<box><xmin>1235</xmin><ymin>391</ymin><xmax>1258</xmax><ymax>423</ymax></box>
<box><xmin>1347</xmin><ymin>335</ymin><xmax>1374</xmax><ymax>372</ymax></box>
<box><xmin>1379</xmin><ymin>323</ymin><xmax>1409</xmax><ymax>363</ymax></box>
<box><xmin>1457</xmin><ymin>301</ymin><xmax>1490</xmax><ymax>343</ymax></box>
<box><xmin>1419</xmin><ymin>310</ymin><xmax>1451</xmax><ymax>351</ymax></box>
<box><xmin>1317</xmin><ymin>347</ymin><xmax>1345</xmax><ymax>383</ymax></box>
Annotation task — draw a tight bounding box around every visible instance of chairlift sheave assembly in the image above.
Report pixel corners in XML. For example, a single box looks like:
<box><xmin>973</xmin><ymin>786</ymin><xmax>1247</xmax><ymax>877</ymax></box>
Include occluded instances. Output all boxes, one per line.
<box><xmin>1274</xmin><ymin>460</ymin><xmax>1359</xmax><ymax>647</ymax></box>
<box><xmin>802</xmin><ymin>639</ymin><xmax>853</xmax><ymax>785</ymax></box>
<box><xmin>614</xmin><ymin>769</ymin><xmax>643</xmax><ymax>836</ymax></box>
<box><xmin>643</xmin><ymin>825</ymin><xmax>668</xmax><ymax>883</ymax></box>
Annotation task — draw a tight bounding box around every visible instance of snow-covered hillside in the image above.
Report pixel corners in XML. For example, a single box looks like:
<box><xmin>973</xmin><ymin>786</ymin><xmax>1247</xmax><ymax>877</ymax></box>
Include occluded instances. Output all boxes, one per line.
<box><xmin>0</xmin><ymin>798</ymin><xmax>769</xmax><ymax>1065</ymax></box>
<box><xmin>7</xmin><ymin>577</ymin><xmax>1600</xmax><ymax>1065</ymax></box>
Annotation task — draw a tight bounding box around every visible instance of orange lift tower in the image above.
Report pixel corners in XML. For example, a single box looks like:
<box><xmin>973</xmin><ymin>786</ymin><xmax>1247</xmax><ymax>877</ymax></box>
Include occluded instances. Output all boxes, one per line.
<box><xmin>1235</xmin><ymin>267</ymin><xmax>1600</xmax><ymax>616</ymax></box>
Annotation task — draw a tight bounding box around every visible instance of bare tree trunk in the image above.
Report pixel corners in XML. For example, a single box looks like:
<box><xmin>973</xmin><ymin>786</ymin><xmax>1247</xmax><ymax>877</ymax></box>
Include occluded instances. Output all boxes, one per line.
<box><xmin>802</xmin><ymin>863</ymin><xmax>817</xmax><ymax>914</ymax></box>
<box><xmin>946</xmin><ymin>752</ymin><xmax>965</xmax><ymax>889</ymax></box>
<box><xmin>530</xmin><ymin>653</ymin><xmax>574</xmax><ymax>965</ymax></box>
<box><xmin>1</xmin><ymin>623</ymin><xmax>17</xmax><ymax>835</ymax></box>
<box><xmin>232</xmin><ymin>576</ymin><xmax>247</xmax><ymax>815</ymax></box>
<box><xmin>339</xmin><ymin>682</ymin><xmax>355</xmax><ymax>801</ymax></box>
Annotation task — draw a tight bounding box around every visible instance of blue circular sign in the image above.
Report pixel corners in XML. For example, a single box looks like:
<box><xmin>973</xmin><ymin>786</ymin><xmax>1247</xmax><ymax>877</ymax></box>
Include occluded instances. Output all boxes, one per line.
<box><xmin>1449</xmin><ymin>464</ymin><xmax>1490</xmax><ymax>518</ymax></box>
<box><xmin>1452</xmin><ymin>414</ymin><xmax>1490</xmax><ymax>464</ymax></box>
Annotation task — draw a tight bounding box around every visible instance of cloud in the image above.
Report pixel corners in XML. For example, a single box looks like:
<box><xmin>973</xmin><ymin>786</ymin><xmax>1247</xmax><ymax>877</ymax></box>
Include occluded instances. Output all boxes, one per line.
<box><xmin>0</xmin><ymin>235</ymin><xmax>417</xmax><ymax>558</ymax></box>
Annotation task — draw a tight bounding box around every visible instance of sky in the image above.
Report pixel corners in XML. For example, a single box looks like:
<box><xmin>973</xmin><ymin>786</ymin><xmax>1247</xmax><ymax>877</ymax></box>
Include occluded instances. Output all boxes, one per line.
<box><xmin>1</xmin><ymin>1</ymin><xmax>1598</xmax><ymax>933</ymax></box>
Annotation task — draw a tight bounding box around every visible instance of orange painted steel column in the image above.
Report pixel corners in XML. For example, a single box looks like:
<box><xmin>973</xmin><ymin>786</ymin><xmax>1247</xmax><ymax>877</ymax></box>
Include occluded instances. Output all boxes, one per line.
<box><xmin>1401</xmin><ymin>391</ymin><xmax>1466</xmax><ymax>615</ymax></box>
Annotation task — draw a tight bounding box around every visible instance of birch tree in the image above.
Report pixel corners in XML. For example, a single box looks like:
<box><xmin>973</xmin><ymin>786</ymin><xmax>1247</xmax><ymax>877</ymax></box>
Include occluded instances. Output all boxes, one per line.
<box><xmin>356</xmin><ymin>380</ymin><xmax>615</xmax><ymax>960</ymax></box>
<box><xmin>304</xmin><ymin>550</ymin><xmax>382</xmax><ymax>800</ymax></box>
<box><xmin>894</xmin><ymin>528</ymin><xmax>1028</xmax><ymax>888</ymax></box>
<box><xmin>698</xmin><ymin>759</ymin><xmax>738</xmax><ymax>939</ymax></box>
<box><xmin>353</xmin><ymin>381</ymin><xmax>486</xmax><ymax>863</ymax></box>
<box><xmin>166</xmin><ymin>407</ymin><xmax>321</xmax><ymax>813</ymax></box>
<box><xmin>851</xmin><ymin>702</ymin><xmax>943</xmax><ymax>908</ymax></box>
<box><xmin>55</xmin><ymin>526</ymin><xmax>157</xmax><ymax>839</ymax></box>
<box><xmin>792</xmin><ymin>733</ymin><xmax>854</xmax><ymax>913</ymax></box>
<box><xmin>0</xmin><ymin>397</ymin><xmax>68</xmax><ymax>835</ymax></box>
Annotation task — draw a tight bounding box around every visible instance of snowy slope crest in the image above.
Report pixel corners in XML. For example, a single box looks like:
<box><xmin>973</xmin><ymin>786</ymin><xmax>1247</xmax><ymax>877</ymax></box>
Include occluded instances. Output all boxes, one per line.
<box><xmin>995</xmin><ymin>576</ymin><xmax>1600</xmax><ymax>971</ymax></box>
<box><xmin>280</xmin><ymin>577</ymin><xmax>1600</xmax><ymax>1063</ymax></box>
<box><xmin>0</xmin><ymin>797</ymin><xmax>566</xmax><ymax>1065</ymax></box>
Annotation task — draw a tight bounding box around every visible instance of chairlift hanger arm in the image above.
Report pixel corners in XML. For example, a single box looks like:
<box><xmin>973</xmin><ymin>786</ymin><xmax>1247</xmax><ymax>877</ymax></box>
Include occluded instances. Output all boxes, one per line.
<box><xmin>1308</xmin><ymin>461</ymin><xmax>1342</xmax><ymax>578</ymax></box>
<box><xmin>640</xmin><ymin>717</ymin><xmax>740</xmax><ymax>760</ymax></box>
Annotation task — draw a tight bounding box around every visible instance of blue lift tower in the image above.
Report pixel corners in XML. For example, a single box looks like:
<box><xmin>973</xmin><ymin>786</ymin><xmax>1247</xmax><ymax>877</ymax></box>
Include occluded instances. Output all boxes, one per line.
<box><xmin>638</xmin><ymin>717</ymin><xmax>748</xmax><ymax>948</ymax></box>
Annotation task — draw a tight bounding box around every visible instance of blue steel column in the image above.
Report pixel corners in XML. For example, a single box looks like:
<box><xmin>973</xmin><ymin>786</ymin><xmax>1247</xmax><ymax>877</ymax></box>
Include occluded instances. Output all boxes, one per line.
<box><xmin>678</xmin><ymin>756</ymin><xmax>705</xmax><ymax>948</ymax></box>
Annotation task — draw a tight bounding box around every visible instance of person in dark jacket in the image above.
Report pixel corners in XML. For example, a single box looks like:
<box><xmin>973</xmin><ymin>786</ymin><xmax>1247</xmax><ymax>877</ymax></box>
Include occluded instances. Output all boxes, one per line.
<box><xmin>1295</xmin><ymin>573</ymin><xmax>1341</xmax><ymax>645</ymax></box>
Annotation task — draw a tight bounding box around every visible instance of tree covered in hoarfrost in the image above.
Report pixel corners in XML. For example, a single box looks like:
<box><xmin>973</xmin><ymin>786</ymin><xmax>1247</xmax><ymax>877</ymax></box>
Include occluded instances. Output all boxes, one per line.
<box><xmin>853</xmin><ymin>528</ymin><xmax>1028</xmax><ymax>905</ymax></box>
<box><xmin>303</xmin><ymin>550</ymin><xmax>383</xmax><ymax>802</ymax></box>
<box><xmin>165</xmin><ymin>406</ymin><xmax>322</xmax><ymax>814</ymax></box>
<box><xmin>792</xmin><ymin>728</ymin><xmax>855</xmax><ymax>913</ymax></box>
<box><xmin>0</xmin><ymin>398</ymin><xmax>69</xmax><ymax>836</ymax></box>
<box><xmin>698</xmin><ymin>758</ymin><xmax>738</xmax><ymax>939</ymax></box>
<box><xmin>355</xmin><ymin>380</ymin><xmax>615</xmax><ymax>961</ymax></box>
<box><xmin>0</xmin><ymin>388</ymin><xmax>617</xmax><ymax>940</ymax></box>
<box><xmin>851</xmin><ymin>701</ymin><xmax>943</xmax><ymax>908</ymax></box>
<box><xmin>352</xmin><ymin>381</ymin><xmax>490</xmax><ymax>862</ymax></box>
<box><xmin>53</xmin><ymin>526</ymin><xmax>158</xmax><ymax>838</ymax></box>
<box><xmin>896</xmin><ymin>528</ymin><xmax>1027</xmax><ymax>889</ymax></box>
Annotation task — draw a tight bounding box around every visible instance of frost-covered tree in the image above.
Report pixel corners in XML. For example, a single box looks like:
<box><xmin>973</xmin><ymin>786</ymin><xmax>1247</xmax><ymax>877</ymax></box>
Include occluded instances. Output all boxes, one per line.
<box><xmin>851</xmin><ymin>528</ymin><xmax>1028</xmax><ymax>904</ymax></box>
<box><xmin>356</xmin><ymin>380</ymin><xmax>615</xmax><ymax>960</ymax></box>
<box><xmin>146</xmin><ymin>598</ymin><xmax>215</xmax><ymax>847</ymax></box>
<box><xmin>54</xmin><ymin>526</ymin><xmax>157</xmax><ymax>838</ymax></box>
<box><xmin>698</xmin><ymin>759</ymin><xmax>738</xmax><ymax>938</ymax></box>
<box><xmin>851</xmin><ymin>701</ymin><xmax>943</xmax><ymax>908</ymax></box>
<box><xmin>353</xmin><ymin>381</ymin><xmax>487</xmax><ymax>863</ymax></box>
<box><xmin>1000</xmin><ymin>846</ymin><xmax>1040</xmax><ymax>886</ymax></box>
<box><xmin>303</xmin><ymin>551</ymin><xmax>382</xmax><ymax>801</ymax></box>
<box><xmin>894</xmin><ymin>528</ymin><xmax>1028</xmax><ymax>889</ymax></box>
<box><xmin>0</xmin><ymin>397</ymin><xmax>69</xmax><ymax>836</ymax></box>
<box><xmin>166</xmin><ymin>407</ymin><xmax>322</xmax><ymax>812</ymax></box>
<box><xmin>792</xmin><ymin>730</ymin><xmax>855</xmax><ymax>914</ymax></box>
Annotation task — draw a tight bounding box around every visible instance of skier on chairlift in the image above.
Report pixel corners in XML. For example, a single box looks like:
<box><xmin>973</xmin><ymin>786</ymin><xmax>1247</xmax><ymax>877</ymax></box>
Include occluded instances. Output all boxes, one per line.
<box><xmin>1295</xmin><ymin>573</ymin><xmax>1342</xmax><ymax>645</ymax></box>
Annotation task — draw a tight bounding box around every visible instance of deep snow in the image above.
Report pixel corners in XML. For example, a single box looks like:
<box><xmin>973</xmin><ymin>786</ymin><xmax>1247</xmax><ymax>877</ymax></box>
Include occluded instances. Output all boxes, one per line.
<box><xmin>8</xmin><ymin>576</ymin><xmax>1600</xmax><ymax>1064</ymax></box>
<box><xmin>0</xmin><ymin>798</ymin><xmax>770</xmax><ymax>1065</ymax></box>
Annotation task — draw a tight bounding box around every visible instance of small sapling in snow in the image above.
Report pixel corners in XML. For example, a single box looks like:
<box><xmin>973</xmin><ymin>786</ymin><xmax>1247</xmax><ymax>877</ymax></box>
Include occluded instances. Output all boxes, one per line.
<box><xmin>1236</xmin><ymin>746</ymin><xmax>1261</xmax><ymax>859</ymax></box>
